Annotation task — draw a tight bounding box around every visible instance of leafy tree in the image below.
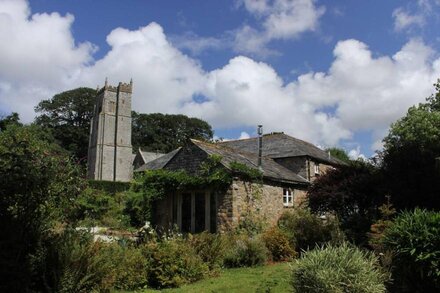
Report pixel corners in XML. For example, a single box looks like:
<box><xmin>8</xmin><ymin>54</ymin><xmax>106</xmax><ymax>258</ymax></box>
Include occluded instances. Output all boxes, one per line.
<box><xmin>0</xmin><ymin>112</ymin><xmax>22</xmax><ymax>131</ymax></box>
<box><xmin>308</xmin><ymin>160</ymin><xmax>385</xmax><ymax>245</ymax></box>
<box><xmin>35</xmin><ymin>87</ymin><xmax>96</xmax><ymax>161</ymax></box>
<box><xmin>326</xmin><ymin>147</ymin><xmax>351</xmax><ymax>163</ymax></box>
<box><xmin>382</xmin><ymin>80</ymin><xmax>440</xmax><ymax>210</ymax></box>
<box><xmin>0</xmin><ymin>125</ymin><xmax>84</xmax><ymax>291</ymax></box>
<box><xmin>132</xmin><ymin>112</ymin><xmax>213</xmax><ymax>153</ymax></box>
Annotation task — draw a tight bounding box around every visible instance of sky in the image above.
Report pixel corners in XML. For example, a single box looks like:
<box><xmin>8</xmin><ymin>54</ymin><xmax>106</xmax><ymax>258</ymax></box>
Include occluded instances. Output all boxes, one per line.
<box><xmin>1</xmin><ymin>0</ymin><xmax>440</xmax><ymax>158</ymax></box>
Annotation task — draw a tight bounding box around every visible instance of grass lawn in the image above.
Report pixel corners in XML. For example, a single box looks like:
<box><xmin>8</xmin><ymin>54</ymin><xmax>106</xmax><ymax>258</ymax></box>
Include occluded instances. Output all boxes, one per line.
<box><xmin>117</xmin><ymin>262</ymin><xmax>292</xmax><ymax>293</ymax></box>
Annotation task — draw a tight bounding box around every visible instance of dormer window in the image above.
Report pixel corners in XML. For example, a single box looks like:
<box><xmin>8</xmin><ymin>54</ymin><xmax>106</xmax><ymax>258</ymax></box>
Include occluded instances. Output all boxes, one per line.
<box><xmin>314</xmin><ymin>163</ymin><xmax>320</xmax><ymax>175</ymax></box>
<box><xmin>283</xmin><ymin>189</ymin><xmax>293</xmax><ymax>207</ymax></box>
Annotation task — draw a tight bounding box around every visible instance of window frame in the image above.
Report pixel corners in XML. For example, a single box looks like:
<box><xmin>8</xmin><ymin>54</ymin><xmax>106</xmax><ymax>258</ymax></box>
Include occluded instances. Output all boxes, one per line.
<box><xmin>314</xmin><ymin>163</ymin><xmax>320</xmax><ymax>175</ymax></box>
<box><xmin>283</xmin><ymin>188</ymin><xmax>293</xmax><ymax>207</ymax></box>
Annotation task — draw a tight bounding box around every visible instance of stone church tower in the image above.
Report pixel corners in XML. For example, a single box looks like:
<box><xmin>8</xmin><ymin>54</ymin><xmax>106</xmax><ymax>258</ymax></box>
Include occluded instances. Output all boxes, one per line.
<box><xmin>87</xmin><ymin>79</ymin><xmax>133</xmax><ymax>182</ymax></box>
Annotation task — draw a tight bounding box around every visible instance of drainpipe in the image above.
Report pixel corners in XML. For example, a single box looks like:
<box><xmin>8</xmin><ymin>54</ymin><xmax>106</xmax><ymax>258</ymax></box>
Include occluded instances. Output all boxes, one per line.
<box><xmin>257</xmin><ymin>125</ymin><xmax>263</xmax><ymax>170</ymax></box>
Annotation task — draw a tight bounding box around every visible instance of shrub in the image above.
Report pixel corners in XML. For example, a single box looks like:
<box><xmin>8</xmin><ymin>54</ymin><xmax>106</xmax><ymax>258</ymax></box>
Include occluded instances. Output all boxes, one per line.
<box><xmin>99</xmin><ymin>243</ymin><xmax>150</xmax><ymax>291</ymax></box>
<box><xmin>88</xmin><ymin>180</ymin><xmax>130</xmax><ymax>194</ymax></box>
<box><xmin>262</xmin><ymin>226</ymin><xmax>296</xmax><ymax>261</ymax></box>
<box><xmin>278</xmin><ymin>209</ymin><xmax>343</xmax><ymax>253</ymax></box>
<box><xmin>292</xmin><ymin>243</ymin><xmax>388</xmax><ymax>293</ymax></box>
<box><xmin>188</xmin><ymin>231</ymin><xmax>228</xmax><ymax>271</ymax></box>
<box><xmin>383</xmin><ymin>209</ymin><xmax>440</xmax><ymax>292</ymax></box>
<box><xmin>144</xmin><ymin>238</ymin><xmax>209</xmax><ymax>288</ymax></box>
<box><xmin>224</xmin><ymin>235</ymin><xmax>268</xmax><ymax>268</ymax></box>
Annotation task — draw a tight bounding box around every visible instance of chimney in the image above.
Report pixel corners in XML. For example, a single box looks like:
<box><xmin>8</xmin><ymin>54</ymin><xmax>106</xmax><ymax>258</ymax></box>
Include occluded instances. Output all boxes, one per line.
<box><xmin>257</xmin><ymin>125</ymin><xmax>263</xmax><ymax>169</ymax></box>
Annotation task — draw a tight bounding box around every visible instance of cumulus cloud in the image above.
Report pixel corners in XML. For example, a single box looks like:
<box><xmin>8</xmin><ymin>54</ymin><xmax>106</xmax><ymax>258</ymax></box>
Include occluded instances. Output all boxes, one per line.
<box><xmin>392</xmin><ymin>8</ymin><xmax>425</xmax><ymax>31</ymax></box>
<box><xmin>1</xmin><ymin>0</ymin><xmax>440</xmax><ymax>152</ymax></box>
<box><xmin>0</xmin><ymin>0</ymin><xmax>94</xmax><ymax>120</ymax></box>
<box><xmin>233</xmin><ymin>0</ymin><xmax>325</xmax><ymax>56</ymax></box>
<box><xmin>348</xmin><ymin>146</ymin><xmax>367</xmax><ymax>160</ymax></box>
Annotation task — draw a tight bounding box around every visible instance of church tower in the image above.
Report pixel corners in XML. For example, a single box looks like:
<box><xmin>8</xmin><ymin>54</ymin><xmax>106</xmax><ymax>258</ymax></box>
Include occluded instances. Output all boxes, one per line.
<box><xmin>87</xmin><ymin>79</ymin><xmax>133</xmax><ymax>182</ymax></box>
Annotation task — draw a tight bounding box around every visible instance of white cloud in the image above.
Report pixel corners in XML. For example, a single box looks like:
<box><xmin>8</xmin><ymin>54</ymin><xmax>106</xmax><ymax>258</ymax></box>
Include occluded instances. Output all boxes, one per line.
<box><xmin>239</xmin><ymin>131</ymin><xmax>251</xmax><ymax>139</ymax></box>
<box><xmin>1</xmin><ymin>0</ymin><xmax>440</xmax><ymax>152</ymax></box>
<box><xmin>392</xmin><ymin>8</ymin><xmax>424</xmax><ymax>31</ymax></box>
<box><xmin>233</xmin><ymin>0</ymin><xmax>325</xmax><ymax>56</ymax></box>
<box><xmin>348</xmin><ymin>146</ymin><xmax>367</xmax><ymax>160</ymax></box>
<box><xmin>170</xmin><ymin>32</ymin><xmax>226</xmax><ymax>55</ymax></box>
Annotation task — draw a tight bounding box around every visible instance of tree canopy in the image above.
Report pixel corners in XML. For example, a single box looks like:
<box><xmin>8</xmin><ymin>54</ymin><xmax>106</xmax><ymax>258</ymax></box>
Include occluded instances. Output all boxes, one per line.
<box><xmin>0</xmin><ymin>112</ymin><xmax>22</xmax><ymax>131</ymax></box>
<box><xmin>326</xmin><ymin>147</ymin><xmax>351</xmax><ymax>164</ymax></box>
<box><xmin>382</xmin><ymin>80</ymin><xmax>440</xmax><ymax>210</ymax></box>
<box><xmin>132</xmin><ymin>112</ymin><xmax>213</xmax><ymax>153</ymax></box>
<box><xmin>34</xmin><ymin>87</ymin><xmax>96</xmax><ymax>161</ymax></box>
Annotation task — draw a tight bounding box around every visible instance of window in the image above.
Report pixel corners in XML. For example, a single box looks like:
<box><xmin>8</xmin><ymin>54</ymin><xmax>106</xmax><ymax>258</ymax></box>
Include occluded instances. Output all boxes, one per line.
<box><xmin>314</xmin><ymin>163</ymin><xmax>320</xmax><ymax>175</ymax></box>
<box><xmin>283</xmin><ymin>188</ymin><xmax>293</xmax><ymax>207</ymax></box>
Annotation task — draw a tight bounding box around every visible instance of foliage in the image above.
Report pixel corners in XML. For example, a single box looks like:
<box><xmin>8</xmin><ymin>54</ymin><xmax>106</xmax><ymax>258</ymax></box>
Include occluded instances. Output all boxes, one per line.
<box><xmin>224</xmin><ymin>235</ymin><xmax>269</xmax><ymax>268</ymax></box>
<box><xmin>34</xmin><ymin>87</ymin><xmax>96</xmax><ymax>162</ymax></box>
<box><xmin>230</xmin><ymin>161</ymin><xmax>263</xmax><ymax>181</ymax></box>
<box><xmin>0</xmin><ymin>125</ymin><xmax>85</xmax><ymax>291</ymax></box>
<box><xmin>383</xmin><ymin>209</ymin><xmax>440</xmax><ymax>292</ymax></box>
<box><xmin>87</xmin><ymin>180</ymin><xmax>131</xmax><ymax>194</ymax></box>
<box><xmin>292</xmin><ymin>243</ymin><xmax>388</xmax><ymax>293</ymax></box>
<box><xmin>75</xmin><ymin>187</ymin><xmax>130</xmax><ymax>229</ymax></box>
<box><xmin>0</xmin><ymin>112</ymin><xmax>22</xmax><ymax>131</ymax></box>
<box><xmin>32</xmin><ymin>229</ymin><xmax>116</xmax><ymax>293</ymax></box>
<box><xmin>277</xmin><ymin>209</ymin><xmax>343</xmax><ymax>253</ymax></box>
<box><xmin>262</xmin><ymin>226</ymin><xmax>296</xmax><ymax>261</ymax></box>
<box><xmin>308</xmin><ymin>160</ymin><xmax>385</xmax><ymax>245</ymax></box>
<box><xmin>381</xmin><ymin>80</ymin><xmax>440</xmax><ymax>210</ymax></box>
<box><xmin>326</xmin><ymin>147</ymin><xmax>351</xmax><ymax>163</ymax></box>
<box><xmin>188</xmin><ymin>232</ymin><xmax>228</xmax><ymax>271</ymax></box>
<box><xmin>144</xmin><ymin>238</ymin><xmax>209</xmax><ymax>289</ymax></box>
<box><xmin>128</xmin><ymin>156</ymin><xmax>231</xmax><ymax>226</ymax></box>
<box><xmin>368</xmin><ymin>196</ymin><xmax>396</xmax><ymax>252</ymax></box>
<box><xmin>132</xmin><ymin>112</ymin><xmax>213</xmax><ymax>153</ymax></box>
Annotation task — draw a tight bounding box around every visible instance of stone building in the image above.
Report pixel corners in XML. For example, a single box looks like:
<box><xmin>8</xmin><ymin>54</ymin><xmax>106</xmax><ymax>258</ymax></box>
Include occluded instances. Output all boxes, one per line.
<box><xmin>135</xmin><ymin>135</ymin><xmax>344</xmax><ymax>233</ymax></box>
<box><xmin>87</xmin><ymin>80</ymin><xmax>133</xmax><ymax>182</ymax></box>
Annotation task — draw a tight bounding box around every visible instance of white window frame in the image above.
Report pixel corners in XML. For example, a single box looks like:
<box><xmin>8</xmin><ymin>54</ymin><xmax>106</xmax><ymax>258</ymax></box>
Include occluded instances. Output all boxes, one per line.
<box><xmin>314</xmin><ymin>163</ymin><xmax>320</xmax><ymax>175</ymax></box>
<box><xmin>283</xmin><ymin>188</ymin><xmax>293</xmax><ymax>207</ymax></box>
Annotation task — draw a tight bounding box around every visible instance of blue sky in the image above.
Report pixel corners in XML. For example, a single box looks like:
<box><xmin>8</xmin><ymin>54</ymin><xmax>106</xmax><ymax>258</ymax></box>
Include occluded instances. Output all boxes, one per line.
<box><xmin>1</xmin><ymin>0</ymin><xmax>440</xmax><ymax>158</ymax></box>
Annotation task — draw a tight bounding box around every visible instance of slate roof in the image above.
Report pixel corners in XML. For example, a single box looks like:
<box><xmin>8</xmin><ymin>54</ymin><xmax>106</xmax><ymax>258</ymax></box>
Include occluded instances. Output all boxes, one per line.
<box><xmin>135</xmin><ymin>139</ymin><xmax>308</xmax><ymax>184</ymax></box>
<box><xmin>135</xmin><ymin>148</ymin><xmax>181</xmax><ymax>171</ymax></box>
<box><xmin>140</xmin><ymin>150</ymin><xmax>165</xmax><ymax>164</ymax></box>
<box><xmin>219</xmin><ymin>133</ymin><xmax>344</xmax><ymax>165</ymax></box>
<box><xmin>192</xmin><ymin>140</ymin><xmax>309</xmax><ymax>185</ymax></box>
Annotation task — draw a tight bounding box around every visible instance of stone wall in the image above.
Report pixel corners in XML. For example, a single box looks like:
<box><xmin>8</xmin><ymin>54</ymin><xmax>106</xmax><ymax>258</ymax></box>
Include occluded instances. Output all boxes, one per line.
<box><xmin>274</xmin><ymin>156</ymin><xmax>334</xmax><ymax>182</ymax></box>
<box><xmin>217</xmin><ymin>179</ymin><xmax>308</xmax><ymax>231</ymax></box>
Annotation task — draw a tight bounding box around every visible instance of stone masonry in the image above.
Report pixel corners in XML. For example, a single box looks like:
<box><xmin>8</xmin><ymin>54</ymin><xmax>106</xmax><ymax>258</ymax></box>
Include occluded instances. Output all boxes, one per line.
<box><xmin>87</xmin><ymin>80</ymin><xmax>133</xmax><ymax>182</ymax></box>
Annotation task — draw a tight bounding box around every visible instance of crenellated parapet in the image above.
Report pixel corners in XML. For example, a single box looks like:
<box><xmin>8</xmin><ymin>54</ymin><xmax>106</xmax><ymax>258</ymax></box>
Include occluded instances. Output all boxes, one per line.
<box><xmin>96</xmin><ymin>78</ymin><xmax>133</xmax><ymax>94</ymax></box>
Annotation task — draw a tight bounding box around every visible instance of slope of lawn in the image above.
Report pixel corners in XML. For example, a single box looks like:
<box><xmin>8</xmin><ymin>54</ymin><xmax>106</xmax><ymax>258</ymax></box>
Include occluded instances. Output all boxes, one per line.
<box><xmin>117</xmin><ymin>262</ymin><xmax>291</xmax><ymax>293</ymax></box>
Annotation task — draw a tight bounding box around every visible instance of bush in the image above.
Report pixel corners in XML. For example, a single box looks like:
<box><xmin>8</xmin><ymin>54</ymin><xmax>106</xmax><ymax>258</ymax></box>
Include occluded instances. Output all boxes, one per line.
<box><xmin>383</xmin><ymin>209</ymin><xmax>440</xmax><ymax>292</ymax></box>
<box><xmin>224</xmin><ymin>235</ymin><xmax>268</xmax><ymax>268</ymax></box>
<box><xmin>188</xmin><ymin>231</ymin><xmax>228</xmax><ymax>271</ymax></box>
<box><xmin>144</xmin><ymin>238</ymin><xmax>209</xmax><ymax>288</ymax></box>
<box><xmin>88</xmin><ymin>180</ymin><xmax>130</xmax><ymax>194</ymax></box>
<box><xmin>292</xmin><ymin>243</ymin><xmax>387</xmax><ymax>293</ymax></box>
<box><xmin>278</xmin><ymin>209</ymin><xmax>343</xmax><ymax>253</ymax></box>
<box><xmin>262</xmin><ymin>226</ymin><xmax>296</xmax><ymax>261</ymax></box>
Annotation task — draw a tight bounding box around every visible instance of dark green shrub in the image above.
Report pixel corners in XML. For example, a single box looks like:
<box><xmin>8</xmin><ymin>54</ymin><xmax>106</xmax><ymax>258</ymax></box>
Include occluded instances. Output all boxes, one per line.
<box><xmin>99</xmin><ymin>243</ymin><xmax>150</xmax><ymax>291</ymax></box>
<box><xmin>278</xmin><ymin>209</ymin><xmax>343</xmax><ymax>253</ymax></box>
<box><xmin>224</xmin><ymin>235</ymin><xmax>268</xmax><ymax>268</ymax></box>
<box><xmin>144</xmin><ymin>238</ymin><xmax>209</xmax><ymax>288</ymax></box>
<box><xmin>88</xmin><ymin>180</ymin><xmax>130</xmax><ymax>194</ymax></box>
<box><xmin>292</xmin><ymin>243</ymin><xmax>387</xmax><ymax>293</ymax></box>
<box><xmin>33</xmin><ymin>229</ymin><xmax>115</xmax><ymax>293</ymax></box>
<box><xmin>188</xmin><ymin>231</ymin><xmax>228</xmax><ymax>271</ymax></box>
<box><xmin>383</xmin><ymin>209</ymin><xmax>440</xmax><ymax>292</ymax></box>
<box><xmin>262</xmin><ymin>226</ymin><xmax>296</xmax><ymax>261</ymax></box>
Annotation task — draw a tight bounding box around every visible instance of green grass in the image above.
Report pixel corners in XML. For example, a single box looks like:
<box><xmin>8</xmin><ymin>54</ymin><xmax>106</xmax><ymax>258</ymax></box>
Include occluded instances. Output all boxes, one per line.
<box><xmin>116</xmin><ymin>262</ymin><xmax>291</xmax><ymax>293</ymax></box>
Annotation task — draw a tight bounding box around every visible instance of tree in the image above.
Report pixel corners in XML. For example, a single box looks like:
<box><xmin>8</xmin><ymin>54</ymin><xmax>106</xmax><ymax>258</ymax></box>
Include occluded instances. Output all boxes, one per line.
<box><xmin>35</xmin><ymin>87</ymin><xmax>96</xmax><ymax>161</ymax></box>
<box><xmin>132</xmin><ymin>112</ymin><xmax>213</xmax><ymax>153</ymax></box>
<box><xmin>0</xmin><ymin>125</ymin><xmax>84</xmax><ymax>291</ymax></box>
<box><xmin>326</xmin><ymin>147</ymin><xmax>351</xmax><ymax>163</ymax></box>
<box><xmin>308</xmin><ymin>160</ymin><xmax>385</xmax><ymax>245</ymax></box>
<box><xmin>382</xmin><ymin>80</ymin><xmax>440</xmax><ymax>210</ymax></box>
<box><xmin>0</xmin><ymin>112</ymin><xmax>22</xmax><ymax>131</ymax></box>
